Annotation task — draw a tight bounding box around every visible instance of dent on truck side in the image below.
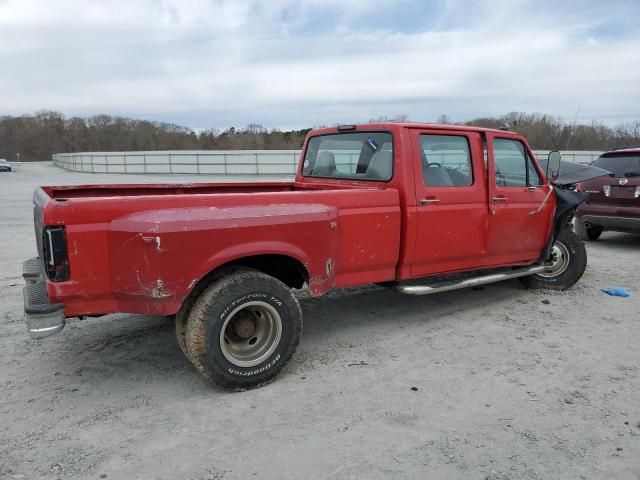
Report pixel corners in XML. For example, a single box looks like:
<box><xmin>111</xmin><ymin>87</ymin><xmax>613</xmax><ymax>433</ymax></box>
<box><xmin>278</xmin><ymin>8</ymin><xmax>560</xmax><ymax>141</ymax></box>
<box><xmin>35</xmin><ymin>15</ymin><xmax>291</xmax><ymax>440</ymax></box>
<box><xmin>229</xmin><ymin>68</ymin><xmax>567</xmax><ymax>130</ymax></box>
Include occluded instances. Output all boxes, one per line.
<box><xmin>107</xmin><ymin>203</ymin><xmax>341</xmax><ymax>313</ymax></box>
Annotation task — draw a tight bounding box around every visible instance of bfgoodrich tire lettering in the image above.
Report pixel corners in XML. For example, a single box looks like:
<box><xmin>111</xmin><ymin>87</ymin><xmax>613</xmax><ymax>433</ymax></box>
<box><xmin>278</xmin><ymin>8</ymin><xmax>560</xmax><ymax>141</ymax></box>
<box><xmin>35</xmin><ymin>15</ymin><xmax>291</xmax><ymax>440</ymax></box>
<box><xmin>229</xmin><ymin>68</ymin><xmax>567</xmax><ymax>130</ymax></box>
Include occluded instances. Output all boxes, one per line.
<box><xmin>184</xmin><ymin>270</ymin><xmax>302</xmax><ymax>388</ymax></box>
<box><xmin>519</xmin><ymin>229</ymin><xmax>587</xmax><ymax>291</ymax></box>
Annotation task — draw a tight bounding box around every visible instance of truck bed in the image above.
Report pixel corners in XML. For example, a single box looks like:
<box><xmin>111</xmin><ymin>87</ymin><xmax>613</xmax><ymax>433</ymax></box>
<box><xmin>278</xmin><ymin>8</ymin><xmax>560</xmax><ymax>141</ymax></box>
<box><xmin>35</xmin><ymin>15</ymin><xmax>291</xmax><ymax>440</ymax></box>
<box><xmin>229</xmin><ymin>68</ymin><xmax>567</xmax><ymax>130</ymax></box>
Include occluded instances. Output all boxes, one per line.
<box><xmin>42</xmin><ymin>181</ymin><xmax>297</xmax><ymax>199</ymax></box>
<box><xmin>34</xmin><ymin>181</ymin><xmax>402</xmax><ymax>317</ymax></box>
<box><xmin>41</xmin><ymin>179</ymin><xmax>399</xmax><ymax>199</ymax></box>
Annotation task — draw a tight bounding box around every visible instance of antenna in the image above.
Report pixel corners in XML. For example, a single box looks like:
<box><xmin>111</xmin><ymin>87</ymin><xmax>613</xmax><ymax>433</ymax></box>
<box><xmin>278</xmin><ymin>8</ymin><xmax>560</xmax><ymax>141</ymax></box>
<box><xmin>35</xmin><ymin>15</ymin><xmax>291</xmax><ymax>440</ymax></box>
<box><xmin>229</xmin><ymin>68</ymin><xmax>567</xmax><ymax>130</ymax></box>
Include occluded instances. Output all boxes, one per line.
<box><xmin>564</xmin><ymin>106</ymin><xmax>581</xmax><ymax>150</ymax></box>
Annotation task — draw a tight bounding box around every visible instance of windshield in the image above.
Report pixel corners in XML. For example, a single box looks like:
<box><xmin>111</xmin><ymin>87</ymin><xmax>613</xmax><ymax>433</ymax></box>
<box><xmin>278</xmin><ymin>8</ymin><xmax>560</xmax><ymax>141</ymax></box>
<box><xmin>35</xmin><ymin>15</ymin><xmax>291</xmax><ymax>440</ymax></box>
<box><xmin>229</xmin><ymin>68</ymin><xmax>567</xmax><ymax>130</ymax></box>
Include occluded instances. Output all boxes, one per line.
<box><xmin>594</xmin><ymin>154</ymin><xmax>640</xmax><ymax>177</ymax></box>
<box><xmin>302</xmin><ymin>132</ymin><xmax>393</xmax><ymax>181</ymax></box>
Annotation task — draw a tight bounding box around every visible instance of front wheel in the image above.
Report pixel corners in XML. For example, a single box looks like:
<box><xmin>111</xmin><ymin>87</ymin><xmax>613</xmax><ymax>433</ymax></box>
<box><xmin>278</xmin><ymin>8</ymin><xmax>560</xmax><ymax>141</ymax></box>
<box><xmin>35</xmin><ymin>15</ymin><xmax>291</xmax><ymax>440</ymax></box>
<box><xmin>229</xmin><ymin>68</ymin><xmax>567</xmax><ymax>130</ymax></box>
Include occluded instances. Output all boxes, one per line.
<box><xmin>184</xmin><ymin>270</ymin><xmax>302</xmax><ymax>389</ymax></box>
<box><xmin>519</xmin><ymin>229</ymin><xmax>587</xmax><ymax>290</ymax></box>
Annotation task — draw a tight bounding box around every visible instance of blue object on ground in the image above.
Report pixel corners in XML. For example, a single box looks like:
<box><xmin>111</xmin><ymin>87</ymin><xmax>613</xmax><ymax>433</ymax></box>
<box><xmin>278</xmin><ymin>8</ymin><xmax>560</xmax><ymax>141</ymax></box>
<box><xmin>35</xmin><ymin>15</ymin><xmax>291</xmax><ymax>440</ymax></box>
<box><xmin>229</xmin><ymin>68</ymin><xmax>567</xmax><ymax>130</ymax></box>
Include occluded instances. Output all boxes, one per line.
<box><xmin>600</xmin><ymin>287</ymin><xmax>631</xmax><ymax>297</ymax></box>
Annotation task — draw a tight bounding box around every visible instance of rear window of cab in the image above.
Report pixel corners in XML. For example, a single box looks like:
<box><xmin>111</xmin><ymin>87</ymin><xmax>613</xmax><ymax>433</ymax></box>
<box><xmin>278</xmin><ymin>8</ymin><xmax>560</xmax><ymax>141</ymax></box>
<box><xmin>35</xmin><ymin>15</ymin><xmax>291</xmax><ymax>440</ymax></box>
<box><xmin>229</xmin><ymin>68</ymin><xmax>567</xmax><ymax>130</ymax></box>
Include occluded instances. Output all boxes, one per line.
<box><xmin>302</xmin><ymin>132</ymin><xmax>393</xmax><ymax>181</ymax></box>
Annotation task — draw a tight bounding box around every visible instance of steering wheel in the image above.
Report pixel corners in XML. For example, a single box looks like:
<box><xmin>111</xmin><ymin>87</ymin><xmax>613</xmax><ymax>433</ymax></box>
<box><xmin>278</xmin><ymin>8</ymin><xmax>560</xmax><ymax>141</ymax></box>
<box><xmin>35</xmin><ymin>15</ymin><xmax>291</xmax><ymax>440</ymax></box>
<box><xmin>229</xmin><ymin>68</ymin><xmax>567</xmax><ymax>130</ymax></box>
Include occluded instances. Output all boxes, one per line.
<box><xmin>426</xmin><ymin>162</ymin><xmax>443</xmax><ymax>168</ymax></box>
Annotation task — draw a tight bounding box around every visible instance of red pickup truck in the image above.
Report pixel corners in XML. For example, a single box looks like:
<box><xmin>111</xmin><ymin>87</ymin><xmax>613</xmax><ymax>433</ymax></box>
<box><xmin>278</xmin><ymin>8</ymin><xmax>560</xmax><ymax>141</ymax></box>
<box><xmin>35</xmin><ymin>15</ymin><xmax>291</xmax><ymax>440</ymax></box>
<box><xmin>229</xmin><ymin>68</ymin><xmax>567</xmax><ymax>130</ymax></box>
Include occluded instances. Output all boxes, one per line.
<box><xmin>23</xmin><ymin>123</ymin><xmax>587</xmax><ymax>388</ymax></box>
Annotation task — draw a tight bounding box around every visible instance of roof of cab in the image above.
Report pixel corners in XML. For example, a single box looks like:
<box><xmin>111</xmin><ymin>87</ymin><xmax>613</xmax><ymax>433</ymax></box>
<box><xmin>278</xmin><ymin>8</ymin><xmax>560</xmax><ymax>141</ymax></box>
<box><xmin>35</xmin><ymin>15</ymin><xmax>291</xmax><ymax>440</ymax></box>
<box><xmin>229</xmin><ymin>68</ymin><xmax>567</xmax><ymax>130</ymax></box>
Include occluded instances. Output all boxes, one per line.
<box><xmin>309</xmin><ymin>122</ymin><xmax>518</xmax><ymax>136</ymax></box>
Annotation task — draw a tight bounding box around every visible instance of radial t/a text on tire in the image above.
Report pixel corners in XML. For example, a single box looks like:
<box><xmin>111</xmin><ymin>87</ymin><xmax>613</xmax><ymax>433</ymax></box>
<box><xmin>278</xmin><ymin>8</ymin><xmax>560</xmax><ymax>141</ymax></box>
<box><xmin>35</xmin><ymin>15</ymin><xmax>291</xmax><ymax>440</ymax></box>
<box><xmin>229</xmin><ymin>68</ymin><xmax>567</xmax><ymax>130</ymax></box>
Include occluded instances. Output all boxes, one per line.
<box><xmin>184</xmin><ymin>270</ymin><xmax>302</xmax><ymax>388</ymax></box>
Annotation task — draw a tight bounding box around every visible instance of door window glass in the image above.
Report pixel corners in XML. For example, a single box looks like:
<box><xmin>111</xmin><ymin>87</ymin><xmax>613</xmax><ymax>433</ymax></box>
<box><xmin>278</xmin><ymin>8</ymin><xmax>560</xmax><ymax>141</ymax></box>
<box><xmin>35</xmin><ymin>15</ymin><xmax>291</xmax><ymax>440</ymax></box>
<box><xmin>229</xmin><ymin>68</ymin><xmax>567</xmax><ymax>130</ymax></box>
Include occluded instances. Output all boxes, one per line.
<box><xmin>493</xmin><ymin>138</ymin><xmax>541</xmax><ymax>186</ymax></box>
<box><xmin>527</xmin><ymin>152</ymin><xmax>543</xmax><ymax>185</ymax></box>
<box><xmin>420</xmin><ymin>134</ymin><xmax>473</xmax><ymax>186</ymax></box>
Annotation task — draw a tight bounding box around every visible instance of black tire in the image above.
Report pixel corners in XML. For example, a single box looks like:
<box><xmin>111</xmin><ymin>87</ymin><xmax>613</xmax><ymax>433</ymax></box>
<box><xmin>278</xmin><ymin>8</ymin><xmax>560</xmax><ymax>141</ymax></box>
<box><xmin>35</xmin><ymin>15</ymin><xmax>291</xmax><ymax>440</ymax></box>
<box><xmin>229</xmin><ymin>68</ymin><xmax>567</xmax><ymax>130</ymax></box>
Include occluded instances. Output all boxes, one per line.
<box><xmin>175</xmin><ymin>267</ymin><xmax>242</xmax><ymax>362</ymax></box>
<box><xmin>576</xmin><ymin>220</ymin><xmax>602</xmax><ymax>241</ymax></box>
<box><xmin>519</xmin><ymin>229</ymin><xmax>587</xmax><ymax>290</ymax></box>
<box><xmin>184</xmin><ymin>270</ymin><xmax>302</xmax><ymax>389</ymax></box>
<box><xmin>175</xmin><ymin>309</ymin><xmax>190</xmax><ymax>359</ymax></box>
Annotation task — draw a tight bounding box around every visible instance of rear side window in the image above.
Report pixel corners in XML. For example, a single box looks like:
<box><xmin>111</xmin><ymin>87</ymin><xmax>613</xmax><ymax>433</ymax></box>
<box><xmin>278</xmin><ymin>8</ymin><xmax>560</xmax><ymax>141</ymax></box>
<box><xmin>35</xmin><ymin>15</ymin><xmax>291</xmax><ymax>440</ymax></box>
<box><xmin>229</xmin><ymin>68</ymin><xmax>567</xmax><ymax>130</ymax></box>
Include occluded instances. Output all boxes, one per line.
<box><xmin>594</xmin><ymin>154</ymin><xmax>640</xmax><ymax>178</ymax></box>
<box><xmin>420</xmin><ymin>134</ymin><xmax>473</xmax><ymax>186</ymax></box>
<box><xmin>493</xmin><ymin>138</ymin><xmax>541</xmax><ymax>186</ymax></box>
<box><xmin>302</xmin><ymin>132</ymin><xmax>393</xmax><ymax>181</ymax></box>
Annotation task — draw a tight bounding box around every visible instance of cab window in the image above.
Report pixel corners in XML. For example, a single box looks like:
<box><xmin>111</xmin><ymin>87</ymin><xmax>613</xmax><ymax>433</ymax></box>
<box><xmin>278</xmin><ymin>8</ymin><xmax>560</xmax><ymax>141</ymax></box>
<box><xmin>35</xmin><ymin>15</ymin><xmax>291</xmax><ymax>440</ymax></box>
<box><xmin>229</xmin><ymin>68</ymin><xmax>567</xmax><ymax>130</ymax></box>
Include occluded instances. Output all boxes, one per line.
<box><xmin>493</xmin><ymin>138</ymin><xmax>541</xmax><ymax>186</ymax></box>
<box><xmin>420</xmin><ymin>134</ymin><xmax>473</xmax><ymax>187</ymax></box>
<box><xmin>527</xmin><ymin>152</ymin><xmax>543</xmax><ymax>185</ymax></box>
<box><xmin>302</xmin><ymin>132</ymin><xmax>393</xmax><ymax>181</ymax></box>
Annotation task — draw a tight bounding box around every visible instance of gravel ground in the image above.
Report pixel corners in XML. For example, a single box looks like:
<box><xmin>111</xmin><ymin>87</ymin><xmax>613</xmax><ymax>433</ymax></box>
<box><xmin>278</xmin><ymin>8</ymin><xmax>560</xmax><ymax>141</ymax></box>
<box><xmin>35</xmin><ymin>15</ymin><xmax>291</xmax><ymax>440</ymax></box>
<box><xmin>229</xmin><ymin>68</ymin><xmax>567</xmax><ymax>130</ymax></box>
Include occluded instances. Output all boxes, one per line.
<box><xmin>1</xmin><ymin>162</ymin><xmax>639</xmax><ymax>480</ymax></box>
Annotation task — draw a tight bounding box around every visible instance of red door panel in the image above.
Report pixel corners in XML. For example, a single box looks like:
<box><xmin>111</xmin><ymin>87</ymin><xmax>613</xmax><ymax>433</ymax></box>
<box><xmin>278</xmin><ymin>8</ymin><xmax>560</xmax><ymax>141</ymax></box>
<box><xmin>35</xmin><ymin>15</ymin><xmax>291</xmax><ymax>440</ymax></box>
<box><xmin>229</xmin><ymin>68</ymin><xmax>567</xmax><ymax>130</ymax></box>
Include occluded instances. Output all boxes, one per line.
<box><xmin>410</xmin><ymin>130</ymin><xmax>489</xmax><ymax>277</ymax></box>
<box><xmin>486</xmin><ymin>133</ymin><xmax>554</xmax><ymax>263</ymax></box>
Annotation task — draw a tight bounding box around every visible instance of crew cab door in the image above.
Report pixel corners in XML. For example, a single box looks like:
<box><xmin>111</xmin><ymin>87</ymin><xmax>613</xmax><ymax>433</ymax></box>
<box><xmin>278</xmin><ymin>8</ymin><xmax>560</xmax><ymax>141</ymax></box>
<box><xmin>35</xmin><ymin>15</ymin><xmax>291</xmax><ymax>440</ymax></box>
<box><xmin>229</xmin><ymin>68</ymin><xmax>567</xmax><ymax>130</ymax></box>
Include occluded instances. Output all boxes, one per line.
<box><xmin>409</xmin><ymin>129</ymin><xmax>489</xmax><ymax>276</ymax></box>
<box><xmin>485</xmin><ymin>133</ymin><xmax>554</xmax><ymax>262</ymax></box>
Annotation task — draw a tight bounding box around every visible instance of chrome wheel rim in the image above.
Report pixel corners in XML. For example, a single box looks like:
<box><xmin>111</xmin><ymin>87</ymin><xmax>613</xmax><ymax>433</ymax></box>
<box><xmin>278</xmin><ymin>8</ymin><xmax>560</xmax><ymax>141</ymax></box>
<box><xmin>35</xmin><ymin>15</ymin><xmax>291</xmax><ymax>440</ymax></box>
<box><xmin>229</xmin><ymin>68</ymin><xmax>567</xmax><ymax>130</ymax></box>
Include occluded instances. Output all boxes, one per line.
<box><xmin>540</xmin><ymin>241</ymin><xmax>570</xmax><ymax>278</ymax></box>
<box><xmin>219</xmin><ymin>301</ymin><xmax>282</xmax><ymax>368</ymax></box>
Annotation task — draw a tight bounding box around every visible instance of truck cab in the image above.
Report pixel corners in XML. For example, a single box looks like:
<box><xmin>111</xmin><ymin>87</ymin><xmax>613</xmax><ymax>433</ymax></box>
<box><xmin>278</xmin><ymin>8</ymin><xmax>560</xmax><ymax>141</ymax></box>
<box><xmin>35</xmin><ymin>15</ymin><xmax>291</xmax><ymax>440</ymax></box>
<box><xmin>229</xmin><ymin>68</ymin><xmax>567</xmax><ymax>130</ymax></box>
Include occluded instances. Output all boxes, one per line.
<box><xmin>296</xmin><ymin>123</ymin><xmax>555</xmax><ymax>278</ymax></box>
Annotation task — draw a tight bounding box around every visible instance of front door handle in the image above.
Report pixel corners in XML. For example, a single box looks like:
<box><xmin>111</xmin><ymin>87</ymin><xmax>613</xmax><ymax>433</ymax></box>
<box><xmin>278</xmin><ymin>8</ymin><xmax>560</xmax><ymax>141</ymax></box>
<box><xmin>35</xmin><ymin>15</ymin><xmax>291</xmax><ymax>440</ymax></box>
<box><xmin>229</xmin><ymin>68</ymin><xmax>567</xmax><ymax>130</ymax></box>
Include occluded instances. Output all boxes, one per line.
<box><xmin>420</xmin><ymin>198</ymin><xmax>440</xmax><ymax>206</ymax></box>
<box><xmin>491</xmin><ymin>195</ymin><xmax>507</xmax><ymax>204</ymax></box>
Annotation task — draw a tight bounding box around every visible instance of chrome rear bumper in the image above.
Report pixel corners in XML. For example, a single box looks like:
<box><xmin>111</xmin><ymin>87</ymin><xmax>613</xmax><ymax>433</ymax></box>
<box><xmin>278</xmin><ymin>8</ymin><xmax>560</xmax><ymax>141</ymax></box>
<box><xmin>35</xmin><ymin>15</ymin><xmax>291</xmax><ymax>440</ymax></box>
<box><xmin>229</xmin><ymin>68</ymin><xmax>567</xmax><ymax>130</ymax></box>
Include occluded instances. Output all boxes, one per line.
<box><xmin>22</xmin><ymin>257</ymin><xmax>65</xmax><ymax>338</ymax></box>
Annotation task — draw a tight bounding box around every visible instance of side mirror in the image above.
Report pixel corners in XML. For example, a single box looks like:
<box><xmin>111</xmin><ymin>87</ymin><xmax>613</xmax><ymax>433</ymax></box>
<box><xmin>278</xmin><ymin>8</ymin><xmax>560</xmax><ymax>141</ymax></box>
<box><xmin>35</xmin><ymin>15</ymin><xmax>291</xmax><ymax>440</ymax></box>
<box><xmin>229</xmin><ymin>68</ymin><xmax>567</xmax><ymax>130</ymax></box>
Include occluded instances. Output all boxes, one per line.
<box><xmin>547</xmin><ymin>151</ymin><xmax>561</xmax><ymax>181</ymax></box>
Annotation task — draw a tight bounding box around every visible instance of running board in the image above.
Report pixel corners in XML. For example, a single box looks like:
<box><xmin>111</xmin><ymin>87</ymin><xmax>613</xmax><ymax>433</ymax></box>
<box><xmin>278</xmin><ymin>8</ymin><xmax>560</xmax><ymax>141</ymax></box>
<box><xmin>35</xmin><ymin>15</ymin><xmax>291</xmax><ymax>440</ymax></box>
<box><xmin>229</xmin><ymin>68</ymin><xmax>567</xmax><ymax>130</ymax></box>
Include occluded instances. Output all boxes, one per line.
<box><xmin>396</xmin><ymin>265</ymin><xmax>546</xmax><ymax>295</ymax></box>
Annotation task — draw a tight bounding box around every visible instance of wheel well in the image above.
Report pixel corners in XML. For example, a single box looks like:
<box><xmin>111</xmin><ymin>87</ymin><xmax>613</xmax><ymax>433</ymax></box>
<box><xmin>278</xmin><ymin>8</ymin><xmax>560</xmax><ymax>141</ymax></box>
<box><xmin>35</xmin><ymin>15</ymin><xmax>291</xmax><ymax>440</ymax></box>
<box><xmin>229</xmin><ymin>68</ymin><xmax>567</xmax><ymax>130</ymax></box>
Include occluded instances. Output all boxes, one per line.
<box><xmin>178</xmin><ymin>254</ymin><xmax>308</xmax><ymax>322</ymax></box>
<box><xmin>224</xmin><ymin>254</ymin><xmax>308</xmax><ymax>289</ymax></box>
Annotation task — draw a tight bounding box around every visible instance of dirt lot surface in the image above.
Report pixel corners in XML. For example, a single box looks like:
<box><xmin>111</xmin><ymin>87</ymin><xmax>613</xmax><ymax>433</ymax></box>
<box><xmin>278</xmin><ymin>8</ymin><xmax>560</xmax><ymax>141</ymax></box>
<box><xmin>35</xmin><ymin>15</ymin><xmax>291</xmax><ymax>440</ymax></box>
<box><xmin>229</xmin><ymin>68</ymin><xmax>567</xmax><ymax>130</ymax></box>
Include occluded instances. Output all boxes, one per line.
<box><xmin>1</xmin><ymin>163</ymin><xmax>639</xmax><ymax>480</ymax></box>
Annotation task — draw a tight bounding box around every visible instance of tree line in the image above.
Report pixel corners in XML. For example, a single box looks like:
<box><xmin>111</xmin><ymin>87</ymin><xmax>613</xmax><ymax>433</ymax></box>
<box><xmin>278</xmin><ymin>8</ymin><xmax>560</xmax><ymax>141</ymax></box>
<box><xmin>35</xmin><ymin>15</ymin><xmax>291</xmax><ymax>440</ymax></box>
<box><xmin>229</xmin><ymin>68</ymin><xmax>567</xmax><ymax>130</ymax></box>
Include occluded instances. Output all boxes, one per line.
<box><xmin>0</xmin><ymin>111</ymin><xmax>312</xmax><ymax>161</ymax></box>
<box><xmin>1</xmin><ymin>110</ymin><xmax>639</xmax><ymax>161</ymax></box>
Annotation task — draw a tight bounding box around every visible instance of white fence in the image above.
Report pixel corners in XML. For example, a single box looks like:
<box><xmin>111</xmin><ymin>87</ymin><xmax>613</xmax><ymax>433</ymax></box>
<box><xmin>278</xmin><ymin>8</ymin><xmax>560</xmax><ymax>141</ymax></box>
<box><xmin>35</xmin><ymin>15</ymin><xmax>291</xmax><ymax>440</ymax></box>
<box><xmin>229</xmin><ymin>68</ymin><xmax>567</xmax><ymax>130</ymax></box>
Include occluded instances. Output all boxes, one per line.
<box><xmin>52</xmin><ymin>150</ymin><xmax>300</xmax><ymax>176</ymax></box>
<box><xmin>533</xmin><ymin>150</ymin><xmax>603</xmax><ymax>165</ymax></box>
<box><xmin>52</xmin><ymin>149</ymin><xmax>604</xmax><ymax>176</ymax></box>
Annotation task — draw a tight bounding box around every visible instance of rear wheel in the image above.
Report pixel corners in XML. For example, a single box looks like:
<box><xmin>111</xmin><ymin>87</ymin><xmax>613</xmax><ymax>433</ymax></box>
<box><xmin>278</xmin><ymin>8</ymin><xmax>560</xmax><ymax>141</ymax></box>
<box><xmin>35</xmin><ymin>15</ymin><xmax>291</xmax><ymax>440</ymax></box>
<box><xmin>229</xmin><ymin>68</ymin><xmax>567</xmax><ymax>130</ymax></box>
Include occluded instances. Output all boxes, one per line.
<box><xmin>520</xmin><ymin>229</ymin><xmax>587</xmax><ymax>290</ymax></box>
<box><xmin>183</xmin><ymin>270</ymin><xmax>302</xmax><ymax>389</ymax></box>
<box><xmin>175</xmin><ymin>267</ymin><xmax>243</xmax><ymax>362</ymax></box>
<box><xmin>175</xmin><ymin>309</ymin><xmax>190</xmax><ymax>359</ymax></box>
<box><xmin>576</xmin><ymin>220</ymin><xmax>603</xmax><ymax>241</ymax></box>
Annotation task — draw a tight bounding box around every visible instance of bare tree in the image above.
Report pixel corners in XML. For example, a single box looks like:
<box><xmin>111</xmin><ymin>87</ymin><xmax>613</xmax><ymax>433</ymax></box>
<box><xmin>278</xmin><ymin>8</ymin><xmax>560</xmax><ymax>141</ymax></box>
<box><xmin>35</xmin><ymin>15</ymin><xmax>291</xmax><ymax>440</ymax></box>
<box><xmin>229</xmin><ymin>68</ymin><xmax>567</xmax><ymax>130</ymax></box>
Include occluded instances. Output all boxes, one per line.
<box><xmin>1</xmin><ymin>111</ymin><xmax>639</xmax><ymax>161</ymax></box>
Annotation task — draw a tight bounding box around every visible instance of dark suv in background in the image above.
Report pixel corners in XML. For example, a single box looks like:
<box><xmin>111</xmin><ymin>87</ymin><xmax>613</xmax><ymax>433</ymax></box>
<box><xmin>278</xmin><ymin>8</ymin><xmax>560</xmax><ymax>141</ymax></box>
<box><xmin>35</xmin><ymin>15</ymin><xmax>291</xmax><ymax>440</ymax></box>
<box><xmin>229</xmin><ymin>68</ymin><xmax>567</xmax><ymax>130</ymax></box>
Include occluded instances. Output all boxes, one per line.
<box><xmin>576</xmin><ymin>147</ymin><xmax>640</xmax><ymax>240</ymax></box>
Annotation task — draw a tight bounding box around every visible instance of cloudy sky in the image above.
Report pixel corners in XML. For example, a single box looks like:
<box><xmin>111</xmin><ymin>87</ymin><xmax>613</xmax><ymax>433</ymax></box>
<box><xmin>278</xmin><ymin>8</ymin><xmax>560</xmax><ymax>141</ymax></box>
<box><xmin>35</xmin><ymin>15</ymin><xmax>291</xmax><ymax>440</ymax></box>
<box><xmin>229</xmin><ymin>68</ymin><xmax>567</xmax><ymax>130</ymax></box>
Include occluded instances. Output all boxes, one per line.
<box><xmin>1</xmin><ymin>0</ymin><xmax>639</xmax><ymax>129</ymax></box>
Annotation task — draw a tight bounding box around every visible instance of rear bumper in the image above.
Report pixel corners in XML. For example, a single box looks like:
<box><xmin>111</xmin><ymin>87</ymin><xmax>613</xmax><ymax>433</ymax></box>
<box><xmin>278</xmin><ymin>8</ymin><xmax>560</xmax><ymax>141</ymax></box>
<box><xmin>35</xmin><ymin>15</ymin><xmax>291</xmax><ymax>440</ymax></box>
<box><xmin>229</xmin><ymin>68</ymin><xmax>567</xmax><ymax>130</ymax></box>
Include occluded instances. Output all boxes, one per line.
<box><xmin>22</xmin><ymin>257</ymin><xmax>65</xmax><ymax>338</ymax></box>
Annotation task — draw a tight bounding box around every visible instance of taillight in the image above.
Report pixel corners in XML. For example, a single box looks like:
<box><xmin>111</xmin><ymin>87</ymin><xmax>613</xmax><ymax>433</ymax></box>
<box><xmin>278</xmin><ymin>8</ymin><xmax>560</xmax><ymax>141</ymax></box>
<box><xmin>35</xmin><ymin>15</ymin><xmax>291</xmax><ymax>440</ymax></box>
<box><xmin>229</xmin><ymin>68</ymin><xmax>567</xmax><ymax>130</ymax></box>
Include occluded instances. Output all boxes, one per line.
<box><xmin>636</xmin><ymin>186</ymin><xmax>640</xmax><ymax>199</ymax></box>
<box><xmin>575</xmin><ymin>183</ymin><xmax>584</xmax><ymax>192</ymax></box>
<box><xmin>603</xmin><ymin>185</ymin><xmax>611</xmax><ymax>197</ymax></box>
<box><xmin>43</xmin><ymin>226</ymin><xmax>69</xmax><ymax>281</ymax></box>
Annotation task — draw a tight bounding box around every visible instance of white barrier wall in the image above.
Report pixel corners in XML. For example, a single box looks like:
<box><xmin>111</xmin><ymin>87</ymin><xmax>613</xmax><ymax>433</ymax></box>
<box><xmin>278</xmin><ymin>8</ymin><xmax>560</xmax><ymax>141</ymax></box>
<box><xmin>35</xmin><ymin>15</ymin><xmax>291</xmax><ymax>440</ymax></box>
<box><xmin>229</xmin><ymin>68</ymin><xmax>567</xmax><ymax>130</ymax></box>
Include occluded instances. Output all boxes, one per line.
<box><xmin>52</xmin><ymin>150</ymin><xmax>300</xmax><ymax>175</ymax></box>
<box><xmin>533</xmin><ymin>150</ymin><xmax>603</xmax><ymax>165</ymax></box>
<box><xmin>52</xmin><ymin>149</ymin><xmax>604</xmax><ymax>176</ymax></box>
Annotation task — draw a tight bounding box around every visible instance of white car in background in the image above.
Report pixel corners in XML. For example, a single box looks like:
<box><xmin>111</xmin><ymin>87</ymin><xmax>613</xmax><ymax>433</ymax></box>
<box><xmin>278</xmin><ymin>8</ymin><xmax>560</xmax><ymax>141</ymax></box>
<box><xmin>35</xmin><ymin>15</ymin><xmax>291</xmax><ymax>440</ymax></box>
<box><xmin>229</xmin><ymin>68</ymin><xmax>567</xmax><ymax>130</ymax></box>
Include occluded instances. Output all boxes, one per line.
<box><xmin>0</xmin><ymin>159</ymin><xmax>11</xmax><ymax>172</ymax></box>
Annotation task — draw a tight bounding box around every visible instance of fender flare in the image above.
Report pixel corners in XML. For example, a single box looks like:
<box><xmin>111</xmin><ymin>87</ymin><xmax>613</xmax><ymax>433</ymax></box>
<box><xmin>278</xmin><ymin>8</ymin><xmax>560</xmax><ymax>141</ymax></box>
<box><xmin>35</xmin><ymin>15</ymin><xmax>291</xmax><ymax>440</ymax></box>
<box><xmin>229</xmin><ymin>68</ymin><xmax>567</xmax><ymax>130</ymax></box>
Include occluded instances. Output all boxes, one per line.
<box><xmin>187</xmin><ymin>241</ymin><xmax>313</xmax><ymax>296</ymax></box>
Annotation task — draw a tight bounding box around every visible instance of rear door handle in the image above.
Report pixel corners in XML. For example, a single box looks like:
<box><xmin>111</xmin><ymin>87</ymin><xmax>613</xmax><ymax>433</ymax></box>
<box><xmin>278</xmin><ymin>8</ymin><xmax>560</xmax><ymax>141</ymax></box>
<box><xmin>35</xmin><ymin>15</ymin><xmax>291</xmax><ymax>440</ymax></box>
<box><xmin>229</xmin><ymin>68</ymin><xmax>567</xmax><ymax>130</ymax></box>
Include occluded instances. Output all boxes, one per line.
<box><xmin>526</xmin><ymin>186</ymin><xmax>536</xmax><ymax>191</ymax></box>
<box><xmin>491</xmin><ymin>196</ymin><xmax>507</xmax><ymax>204</ymax></box>
<box><xmin>420</xmin><ymin>198</ymin><xmax>440</xmax><ymax>206</ymax></box>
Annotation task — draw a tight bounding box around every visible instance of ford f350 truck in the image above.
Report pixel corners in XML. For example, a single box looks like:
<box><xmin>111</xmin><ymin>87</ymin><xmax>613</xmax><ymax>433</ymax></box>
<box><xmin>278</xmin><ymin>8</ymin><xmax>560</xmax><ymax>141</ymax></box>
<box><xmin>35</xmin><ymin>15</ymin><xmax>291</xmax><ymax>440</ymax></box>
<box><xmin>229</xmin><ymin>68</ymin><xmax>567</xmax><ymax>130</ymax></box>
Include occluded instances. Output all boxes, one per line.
<box><xmin>22</xmin><ymin>123</ymin><xmax>588</xmax><ymax>388</ymax></box>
